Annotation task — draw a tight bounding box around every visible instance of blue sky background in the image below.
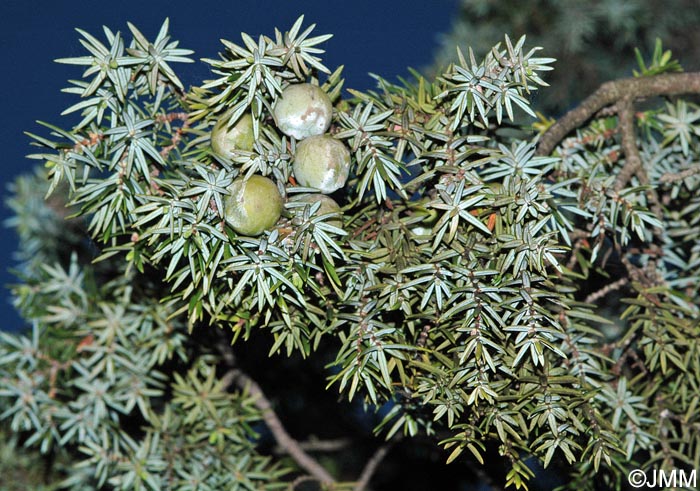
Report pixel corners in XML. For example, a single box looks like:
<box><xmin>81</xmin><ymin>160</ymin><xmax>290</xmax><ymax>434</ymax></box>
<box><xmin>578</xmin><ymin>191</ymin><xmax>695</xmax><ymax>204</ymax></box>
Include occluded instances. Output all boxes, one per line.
<box><xmin>0</xmin><ymin>0</ymin><xmax>458</xmax><ymax>332</ymax></box>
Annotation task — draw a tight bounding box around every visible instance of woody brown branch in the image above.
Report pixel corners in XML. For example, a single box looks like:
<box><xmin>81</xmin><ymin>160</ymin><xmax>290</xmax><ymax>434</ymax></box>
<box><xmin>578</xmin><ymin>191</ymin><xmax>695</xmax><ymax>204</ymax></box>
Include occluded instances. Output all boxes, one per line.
<box><xmin>220</xmin><ymin>352</ymin><xmax>335</xmax><ymax>486</ymax></box>
<box><xmin>228</xmin><ymin>368</ymin><xmax>337</xmax><ymax>486</ymax></box>
<box><xmin>613</xmin><ymin>98</ymin><xmax>644</xmax><ymax>191</ymax></box>
<box><xmin>217</xmin><ymin>343</ymin><xmax>336</xmax><ymax>486</ymax></box>
<box><xmin>536</xmin><ymin>72</ymin><xmax>700</xmax><ymax>157</ymax></box>
<box><xmin>217</xmin><ymin>343</ymin><xmax>394</xmax><ymax>490</ymax></box>
<box><xmin>354</xmin><ymin>442</ymin><xmax>393</xmax><ymax>491</ymax></box>
<box><xmin>614</xmin><ymin>98</ymin><xmax>663</xmax><ymax>218</ymax></box>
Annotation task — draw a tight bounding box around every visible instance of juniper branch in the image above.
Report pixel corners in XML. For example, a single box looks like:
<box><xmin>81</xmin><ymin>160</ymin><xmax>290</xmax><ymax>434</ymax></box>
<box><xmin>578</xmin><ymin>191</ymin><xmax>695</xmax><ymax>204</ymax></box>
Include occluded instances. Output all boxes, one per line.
<box><xmin>218</xmin><ymin>347</ymin><xmax>336</xmax><ymax>486</ymax></box>
<box><xmin>614</xmin><ymin>97</ymin><xmax>663</xmax><ymax>218</ymax></box>
<box><xmin>585</xmin><ymin>277</ymin><xmax>629</xmax><ymax>304</ymax></box>
<box><xmin>536</xmin><ymin>72</ymin><xmax>700</xmax><ymax>156</ymax></box>
<box><xmin>354</xmin><ymin>442</ymin><xmax>393</xmax><ymax>491</ymax></box>
<box><xmin>659</xmin><ymin>163</ymin><xmax>700</xmax><ymax>182</ymax></box>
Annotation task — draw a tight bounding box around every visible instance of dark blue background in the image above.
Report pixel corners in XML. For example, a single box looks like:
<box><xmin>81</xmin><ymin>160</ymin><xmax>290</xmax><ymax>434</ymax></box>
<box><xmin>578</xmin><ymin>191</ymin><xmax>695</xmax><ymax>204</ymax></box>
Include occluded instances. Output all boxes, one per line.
<box><xmin>0</xmin><ymin>0</ymin><xmax>457</xmax><ymax>332</ymax></box>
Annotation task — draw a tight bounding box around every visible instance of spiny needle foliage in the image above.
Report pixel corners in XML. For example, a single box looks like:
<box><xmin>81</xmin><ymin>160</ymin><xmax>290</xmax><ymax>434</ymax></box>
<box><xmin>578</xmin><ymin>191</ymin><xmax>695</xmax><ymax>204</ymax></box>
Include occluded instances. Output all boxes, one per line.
<box><xmin>1</xmin><ymin>16</ymin><xmax>699</xmax><ymax>491</ymax></box>
<box><xmin>430</xmin><ymin>0</ymin><xmax>700</xmax><ymax>114</ymax></box>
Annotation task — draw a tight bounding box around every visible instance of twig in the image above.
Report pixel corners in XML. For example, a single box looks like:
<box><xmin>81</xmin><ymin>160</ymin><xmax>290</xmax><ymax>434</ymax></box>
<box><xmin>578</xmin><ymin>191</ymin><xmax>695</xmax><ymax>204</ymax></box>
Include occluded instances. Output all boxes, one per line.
<box><xmin>613</xmin><ymin>98</ymin><xmax>645</xmax><ymax>191</ymax></box>
<box><xmin>218</xmin><ymin>347</ymin><xmax>336</xmax><ymax>486</ymax></box>
<box><xmin>536</xmin><ymin>72</ymin><xmax>700</xmax><ymax>157</ymax></box>
<box><xmin>659</xmin><ymin>163</ymin><xmax>700</xmax><ymax>183</ymax></box>
<box><xmin>585</xmin><ymin>277</ymin><xmax>629</xmax><ymax>304</ymax></box>
<box><xmin>226</xmin><ymin>367</ymin><xmax>337</xmax><ymax>486</ymax></box>
<box><xmin>287</xmin><ymin>475</ymin><xmax>319</xmax><ymax>490</ymax></box>
<box><xmin>354</xmin><ymin>442</ymin><xmax>393</xmax><ymax>491</ymax></box>
<box><xmin>275</xmin><ymin>437</ymin><xmax>351</xmax><ymax>454</ymax></box>
<box><xmin>619</xmin><ymin>251</ymin><xmax>650</xmax><ymax>287</ymax></box>
<box><xmin>613</xmin><ymin>98</ymin><xmax>663</xmax><ymax>219</ymax></box>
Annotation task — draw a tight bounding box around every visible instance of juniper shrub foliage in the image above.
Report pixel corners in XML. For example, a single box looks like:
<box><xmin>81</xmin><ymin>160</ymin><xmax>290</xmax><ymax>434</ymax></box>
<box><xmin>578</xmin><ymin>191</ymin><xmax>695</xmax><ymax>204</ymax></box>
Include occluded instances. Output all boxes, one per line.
<box><xmin>1</xmin><ymin>16</ymin><xmax>699</xmax><ymax>491</ymax></box>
